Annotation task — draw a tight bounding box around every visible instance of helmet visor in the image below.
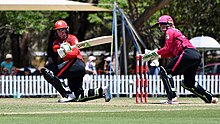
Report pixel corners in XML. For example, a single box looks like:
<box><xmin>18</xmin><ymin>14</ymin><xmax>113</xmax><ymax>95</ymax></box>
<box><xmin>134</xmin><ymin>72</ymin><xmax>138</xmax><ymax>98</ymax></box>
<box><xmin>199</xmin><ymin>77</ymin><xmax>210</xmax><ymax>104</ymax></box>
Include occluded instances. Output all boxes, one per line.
<box><xmin>56</xmin><ymin>28</ymin><xmax>68</xmax><ymax>39</ymax></box>
<box><xmin>159</xmin><ymin>24</ymin><xmax>167</xmax><ymax>32</ymax></box>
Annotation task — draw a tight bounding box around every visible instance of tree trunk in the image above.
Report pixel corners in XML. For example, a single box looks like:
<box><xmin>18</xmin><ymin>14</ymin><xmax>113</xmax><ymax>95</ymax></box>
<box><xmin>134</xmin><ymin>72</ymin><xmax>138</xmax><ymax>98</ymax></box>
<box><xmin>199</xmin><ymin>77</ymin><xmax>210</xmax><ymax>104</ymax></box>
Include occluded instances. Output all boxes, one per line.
<box><xmin>134</xmin><ymin>0</ymin><xmax>172</xmax><ymax>29</ymax></box>
<box><xmin>10</xmin><ymin>32</ymin><xmax>31</xmax><ymax>67</ymax></box>
<box><xmin>10</xmin><ymin>33</ymin><xmax>20</xmax><ymax>67</ymax></box>
<box><xmin>67</xmin><ymin>11</ymin><xmax>89</xmax><ymax>42</ymax></box>
<box><xmin>77</xmin><ymin>12</ymin><xmax>89</xmax><ymax>41</ymax></box>
<box><xmin>0</xmin><ymin>36</ymin><xmax>6</xmax><ymax>61</ymax></box>
<box><xmin>19</xmin><ymin>33</ymin><xmax>30</xmax><ymax>67</ymax></box>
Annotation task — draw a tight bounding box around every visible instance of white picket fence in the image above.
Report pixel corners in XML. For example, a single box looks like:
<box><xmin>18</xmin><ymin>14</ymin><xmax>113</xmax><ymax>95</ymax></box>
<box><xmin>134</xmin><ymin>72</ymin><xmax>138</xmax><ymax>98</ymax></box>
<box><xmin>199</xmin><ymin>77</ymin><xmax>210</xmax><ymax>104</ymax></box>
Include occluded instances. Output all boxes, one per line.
<box><xmin>0</xmin><ymin>75</ymin><xmax>220</xmax><ymax>97</ymax></box>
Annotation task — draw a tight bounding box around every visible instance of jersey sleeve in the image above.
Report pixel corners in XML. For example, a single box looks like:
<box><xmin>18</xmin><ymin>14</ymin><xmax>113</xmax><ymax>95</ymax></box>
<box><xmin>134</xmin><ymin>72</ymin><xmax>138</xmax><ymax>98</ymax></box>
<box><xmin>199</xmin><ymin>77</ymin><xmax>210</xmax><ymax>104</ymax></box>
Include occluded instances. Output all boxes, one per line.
<box><xmin>157</xmin><ymin>30</ymin><xmax>174</xmax><ymax>58</ymax></box>
<box><xmin>67</xmin><ymin>35</ymin><xmax>79</xmax><ymax>46</ymax></box>
<box><xmin>63</xmin><ymin>48</ymin><xmax>80</xmax><ymax>61</ymax></box>
<box><xmin>52</xmin><ymin>39</ymin><xmax>60</xmax><ymax>52</ymax></box>
<box><xmin>158</xmin><ymin>51</ymin><xmax>175</xmax><ymax>58</ymax></box>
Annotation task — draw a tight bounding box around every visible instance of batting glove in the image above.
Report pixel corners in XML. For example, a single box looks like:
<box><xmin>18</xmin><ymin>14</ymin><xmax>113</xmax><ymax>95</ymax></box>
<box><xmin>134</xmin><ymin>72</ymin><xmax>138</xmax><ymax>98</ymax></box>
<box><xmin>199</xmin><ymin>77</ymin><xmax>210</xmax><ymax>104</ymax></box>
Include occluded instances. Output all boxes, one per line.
<box><xmin>143</xmin><ymin>49</ymin><xmax>161</xmax><ymax>62</ymax></box>
<box><xmin>57</xmin><ymin>42</ymin><xmax>72</xmax><ymax>58</ymax></box>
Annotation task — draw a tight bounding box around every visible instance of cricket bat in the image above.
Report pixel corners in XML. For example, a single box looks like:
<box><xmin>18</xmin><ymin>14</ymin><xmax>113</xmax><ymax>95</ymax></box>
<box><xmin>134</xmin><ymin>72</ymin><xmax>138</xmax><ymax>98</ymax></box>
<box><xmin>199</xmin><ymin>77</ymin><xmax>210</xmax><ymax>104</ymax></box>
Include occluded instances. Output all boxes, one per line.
<box><xmin>75</xmin><ymin>35</ymin><xmax>113</xmax><ymax>49</ymax></box>
<box><xmin>58</xmin><ymin>36</ymin><xmax>112</xmax><ymax>58</ymax></box>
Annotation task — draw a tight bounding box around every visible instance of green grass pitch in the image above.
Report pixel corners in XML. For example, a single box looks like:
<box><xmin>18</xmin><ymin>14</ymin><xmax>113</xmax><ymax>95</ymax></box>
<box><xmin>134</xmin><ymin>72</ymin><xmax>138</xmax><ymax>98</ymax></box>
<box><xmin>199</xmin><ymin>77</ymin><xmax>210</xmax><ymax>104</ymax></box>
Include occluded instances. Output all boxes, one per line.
<box><xmin>0</xmin><ymin>97</ymin><xmax>219</xmax><ymax>124</ymax></box>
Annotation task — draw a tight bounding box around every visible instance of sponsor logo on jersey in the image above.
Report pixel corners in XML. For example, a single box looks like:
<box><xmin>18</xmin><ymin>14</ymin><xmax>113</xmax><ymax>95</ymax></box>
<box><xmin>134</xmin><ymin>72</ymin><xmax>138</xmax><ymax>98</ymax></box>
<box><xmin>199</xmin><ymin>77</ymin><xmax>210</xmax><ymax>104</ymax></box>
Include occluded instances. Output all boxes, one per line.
<box><xmin>166</xmin><ymin>34</ymin><xmax>169</xmax><ymax>40</ymax></box>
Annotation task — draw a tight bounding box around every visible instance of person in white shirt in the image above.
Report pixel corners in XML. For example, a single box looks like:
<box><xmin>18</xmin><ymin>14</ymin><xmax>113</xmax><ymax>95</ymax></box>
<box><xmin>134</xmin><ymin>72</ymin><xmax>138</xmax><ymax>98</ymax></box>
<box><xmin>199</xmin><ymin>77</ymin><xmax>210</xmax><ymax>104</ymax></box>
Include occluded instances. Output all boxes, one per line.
<box><xmin>85</xmin><ymin>56</ymin><xmax>97</xmax><ymax>75</ymax></box>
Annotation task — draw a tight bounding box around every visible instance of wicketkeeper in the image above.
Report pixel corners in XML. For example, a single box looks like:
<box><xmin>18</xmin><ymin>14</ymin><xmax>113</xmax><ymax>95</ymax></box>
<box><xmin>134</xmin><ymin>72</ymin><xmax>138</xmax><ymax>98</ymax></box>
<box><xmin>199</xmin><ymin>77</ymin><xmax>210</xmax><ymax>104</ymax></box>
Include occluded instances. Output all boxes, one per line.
<box><xmin>41</xmin><ymin>20</ymin><xmax>112</xmax><ymax>102</ymax></box>
<box><xmin>143</xmin><ymin>15</ymin><xmax>218</xmax><ymax>104</ymax></box>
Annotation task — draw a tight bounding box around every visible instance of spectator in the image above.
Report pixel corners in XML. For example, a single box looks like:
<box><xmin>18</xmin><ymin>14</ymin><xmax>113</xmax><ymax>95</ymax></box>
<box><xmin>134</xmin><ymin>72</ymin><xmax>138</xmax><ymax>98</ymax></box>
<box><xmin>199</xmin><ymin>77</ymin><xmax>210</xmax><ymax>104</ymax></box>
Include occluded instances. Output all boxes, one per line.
<box><xmin>11</xmin><ymin>66</ymin><xmax>17</xmax><ymax>76</ymax></box>
<box><xmin>85</xmin><ymin>56</ymin><xmax>97</xmax><ymax>75</ymax></box>
<box><xmin>2</xmin><ymin>67</ymin><xmax>9</xmax><ymax>75</ymax></box>
<box><xmin>97</xmin><ymin>53</ymin><xmax>106</xmax><ymax>74</ymax></box>
<box><xmin>104</xmin><ymin>56</ymin><xmax>114</xmax><ymax>75</ymax></box>
<box><xmin>0</xmin><ymin>54</ymin><xmax>14</xmax><ymax>75</ymax></box>
<box><xmin>149</xmin><ymin>59</ymin><xmax>160</xmax><ymax>97</ymax></box>
<box><xmin>23</xmin><ymin>67</ymin><xmax>31</xmax><ymax>76</ymax></box>
<box><xmin>149</xmin><ymin>59</ymin><xmax>160</xmax><ymax>75</ymax></box>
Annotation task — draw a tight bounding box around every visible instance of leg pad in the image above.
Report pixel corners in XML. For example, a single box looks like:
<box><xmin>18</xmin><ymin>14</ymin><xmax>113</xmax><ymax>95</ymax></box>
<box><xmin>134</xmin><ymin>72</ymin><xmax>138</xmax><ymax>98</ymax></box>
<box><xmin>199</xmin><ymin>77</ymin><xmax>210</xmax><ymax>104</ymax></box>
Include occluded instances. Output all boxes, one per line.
<box><xmin>160</xmin><ymin>66</ymin><xmax>177</xmax><ymax>100</ymax></box>
<box><xmin>41</xmin><ymin>67</ymin><xmax>71</xmax><ymax>97</ymax></box>
<box><xmin>181</xmin><ymin>81</ymin><xmax>212</xmax><ymax>103</ymax></box>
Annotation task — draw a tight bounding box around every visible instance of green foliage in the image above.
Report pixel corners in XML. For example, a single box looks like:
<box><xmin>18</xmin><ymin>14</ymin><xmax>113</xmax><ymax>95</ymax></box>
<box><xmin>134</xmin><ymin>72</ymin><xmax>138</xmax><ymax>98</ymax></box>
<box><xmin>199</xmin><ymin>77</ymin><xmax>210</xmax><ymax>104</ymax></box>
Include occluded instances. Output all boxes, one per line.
<box><xmin>87</xmin><ymin>0</ymin><xmax>128</xmax><ymax>25</ymax></box>
<box><xmin>166</xmin><ymin>0</ymin><xmax>219</xmax><ymax>41</ymax></box>
<box><xmin>98</xmin><ymin>0</ymin><xmax>128</xmax><ymax>9</ymax></box>
<box><xmin>1</xmin><ymin>11</ymin><xmax>69</xmax><ymax>35</ymax></box>
<box><xmin>87</xmin><ymin>13</ymin><xmax>103</xmax><ymax>24</ymax></box>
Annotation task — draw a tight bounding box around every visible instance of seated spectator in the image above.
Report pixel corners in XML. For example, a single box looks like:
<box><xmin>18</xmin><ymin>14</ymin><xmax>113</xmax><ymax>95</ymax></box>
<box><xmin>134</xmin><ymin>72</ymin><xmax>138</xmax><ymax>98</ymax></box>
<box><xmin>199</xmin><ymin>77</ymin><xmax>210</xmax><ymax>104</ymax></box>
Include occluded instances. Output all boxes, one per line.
<box><xmin>0</xmin><ymin>54</ymin><xmax>14</xmax><ymax>75</ymax></box>
<box><xmin>10</xmin><ymin>66</ymin><xmax>18</xmax><ymax>75</ymax></box>
<box><xmin>16</xmin><ymin>67</ymin><xmax>38</xmax><ymax>76</ymax></box>
<box><xmin>23</xmin><ymin>67</ymin><xmax>31</xmax><ymax>76</ymax></box>
<box><xmin>2</xmin><ymin>67</ymin><xmax>9</xmax><ymax>75</ymax></box>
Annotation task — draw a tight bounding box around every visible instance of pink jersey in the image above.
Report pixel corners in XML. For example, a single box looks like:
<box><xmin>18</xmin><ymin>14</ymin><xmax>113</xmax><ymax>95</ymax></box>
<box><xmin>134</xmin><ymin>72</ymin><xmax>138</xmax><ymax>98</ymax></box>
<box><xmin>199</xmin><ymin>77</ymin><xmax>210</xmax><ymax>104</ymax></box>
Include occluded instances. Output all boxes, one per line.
<box><xmin>157</xmin><ymin>28</ymin><xmax>195</xmax><ymax>58</ymax></box>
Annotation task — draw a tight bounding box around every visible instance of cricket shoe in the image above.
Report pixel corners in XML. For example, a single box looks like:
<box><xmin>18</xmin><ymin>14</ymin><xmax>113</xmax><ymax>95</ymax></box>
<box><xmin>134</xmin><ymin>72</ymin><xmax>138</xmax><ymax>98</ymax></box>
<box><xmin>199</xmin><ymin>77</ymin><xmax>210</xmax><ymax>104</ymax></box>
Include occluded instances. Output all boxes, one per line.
<box><xmin>160</xmin><ymin>97</ymin><xmax>179</xmax><ymax>104</ymax></box>
<box><xmin>211</xmin><ymin>97</ymin><xmax>218</xmax><ymax>104</ymax></box>
<box><xmin>58</xmin><ymin>93</ymin><xmax>76</xmax><ymax>103</ymax></box>
<box><xmin>103</xmin><ymin>85</ymin><xmax>112</xmax><ymax>102</ymax></box>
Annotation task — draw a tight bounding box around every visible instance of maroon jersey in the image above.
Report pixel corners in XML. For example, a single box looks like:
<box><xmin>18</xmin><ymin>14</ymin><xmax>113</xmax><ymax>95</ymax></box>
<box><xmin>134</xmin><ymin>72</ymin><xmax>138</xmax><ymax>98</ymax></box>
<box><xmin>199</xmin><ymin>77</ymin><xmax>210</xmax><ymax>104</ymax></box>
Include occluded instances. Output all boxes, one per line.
<box><xmin>52</xmin><ymin>34</ymin><xmax>84</xmax><ymax>61</ymax></box>
<box><xmin>157</xmin><ymin>28</ymin><xmax>195</xmax><ymax>58</ymax></box>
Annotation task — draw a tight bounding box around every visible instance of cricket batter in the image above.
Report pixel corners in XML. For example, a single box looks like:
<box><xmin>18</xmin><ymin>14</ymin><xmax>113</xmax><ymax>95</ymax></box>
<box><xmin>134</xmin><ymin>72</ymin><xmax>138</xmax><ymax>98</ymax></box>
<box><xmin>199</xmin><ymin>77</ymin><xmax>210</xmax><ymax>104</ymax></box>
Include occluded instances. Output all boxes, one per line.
<box><xmin>144</xmin><ymin>15</ymin><xmax>218</xmax><ymax>104</ymax></box>
<box><xmin>41</xmin><ymin>20</ymin><xmax>112</xmax><ymax>102</ymax></box>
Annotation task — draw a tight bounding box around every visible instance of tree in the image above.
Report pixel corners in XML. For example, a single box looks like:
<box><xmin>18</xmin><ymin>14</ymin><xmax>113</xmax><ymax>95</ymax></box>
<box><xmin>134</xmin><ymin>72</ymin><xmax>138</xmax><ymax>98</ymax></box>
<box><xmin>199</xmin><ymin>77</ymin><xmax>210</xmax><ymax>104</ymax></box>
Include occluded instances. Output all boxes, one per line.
<box><xmin>0</xmin><ymin>11</ymin><xmax>68</xmax><ymax>67</ymax></box>
<box><xmin>89</xmin><ymin>0</ymin><xmax>220</xmax><ymax>72</ymax></box>
<box><xmin>1</xmin><ymin>0</ymin><xmax>219</xmax><ymax>69</ymax></box>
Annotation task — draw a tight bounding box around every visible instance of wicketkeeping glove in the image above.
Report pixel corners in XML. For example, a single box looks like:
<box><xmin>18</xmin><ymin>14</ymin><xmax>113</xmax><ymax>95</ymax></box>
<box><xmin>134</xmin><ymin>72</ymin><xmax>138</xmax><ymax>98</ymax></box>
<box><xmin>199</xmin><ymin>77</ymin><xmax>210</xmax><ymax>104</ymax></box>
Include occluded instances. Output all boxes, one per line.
<box><xmin>57</xmin><ymin>42</ymin><xmax>72</xmax><ymax>58</ymax></box>
<box><xmin>143</xmin><ymin>49</ymin><xmax>161</xmax><ymax>62</ymax></box>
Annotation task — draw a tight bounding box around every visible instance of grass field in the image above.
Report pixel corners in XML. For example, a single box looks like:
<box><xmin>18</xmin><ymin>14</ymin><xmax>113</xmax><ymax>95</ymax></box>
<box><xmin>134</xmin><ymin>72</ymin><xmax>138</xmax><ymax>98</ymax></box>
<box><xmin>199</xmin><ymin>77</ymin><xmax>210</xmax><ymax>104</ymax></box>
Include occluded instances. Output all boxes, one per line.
<box><xmin>0</xmin><ymin>97</ymin><xmax>219</xmax><ymax>124</ymax></box>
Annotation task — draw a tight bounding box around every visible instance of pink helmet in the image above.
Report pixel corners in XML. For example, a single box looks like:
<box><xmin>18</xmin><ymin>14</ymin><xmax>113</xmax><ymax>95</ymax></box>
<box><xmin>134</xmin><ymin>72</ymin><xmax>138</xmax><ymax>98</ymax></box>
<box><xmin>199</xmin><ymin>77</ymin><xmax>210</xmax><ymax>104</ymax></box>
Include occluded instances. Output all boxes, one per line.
<box><xmin>157</xmin><ymin>15</ymin><xmax>174</xmax><ymax>26</ymax></box>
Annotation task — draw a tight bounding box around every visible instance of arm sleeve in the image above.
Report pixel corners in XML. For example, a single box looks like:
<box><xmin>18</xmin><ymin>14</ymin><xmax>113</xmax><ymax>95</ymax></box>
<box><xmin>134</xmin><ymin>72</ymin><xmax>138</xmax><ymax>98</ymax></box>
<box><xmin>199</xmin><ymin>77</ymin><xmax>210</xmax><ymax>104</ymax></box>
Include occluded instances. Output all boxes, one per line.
<box><xmin>63</xmin><ymin>48</ymin><xmax>79</xmax><ymax>61</ymax></box>
<box><xmin>68</xmin><ymin>35</ymin><xmax>79</xmax><ymax>46</ymax></box>
<box><xmin>53</xmin><ymin>45</ymin><xmax>60</xmax><ymax>52</ymax></box>
<box><xmin>52</xmin><ymin>39</ymin><xmax>60</xmax><ymax>52</ymax></box>
<box><xmin>158</xmin><ymin>51</ymin><xmax>175</xmax><ymax>58</ymax></box>
<box><xmin>63</xmin><ymin>35</ymin><xmax>81</xmax><ymax>61</ymax></box>
<box><xmin>157</xmin><ymin>31</ymin><xmax>174</xmax><ymax>58</ymax></box>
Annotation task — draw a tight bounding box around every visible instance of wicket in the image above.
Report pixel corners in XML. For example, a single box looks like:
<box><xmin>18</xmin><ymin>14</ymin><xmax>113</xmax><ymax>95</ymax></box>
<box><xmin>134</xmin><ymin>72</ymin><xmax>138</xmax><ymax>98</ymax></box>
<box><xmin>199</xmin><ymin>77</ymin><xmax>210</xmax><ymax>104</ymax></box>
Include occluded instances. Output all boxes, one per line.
<box><xmin>136</xmin><ymin>54</ymin><xmax>148</xmax><ymax>103</ymax></box>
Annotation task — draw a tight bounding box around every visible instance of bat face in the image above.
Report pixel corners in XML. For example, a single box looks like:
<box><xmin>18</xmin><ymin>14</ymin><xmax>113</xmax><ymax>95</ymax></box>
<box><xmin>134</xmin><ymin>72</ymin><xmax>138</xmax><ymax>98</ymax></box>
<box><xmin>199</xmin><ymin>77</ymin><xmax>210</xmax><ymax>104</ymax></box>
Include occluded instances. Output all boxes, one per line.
<box><xmin>76</xmin><ymin>36</ymin><xmax>113</xmax><ymax>49</ymax></box>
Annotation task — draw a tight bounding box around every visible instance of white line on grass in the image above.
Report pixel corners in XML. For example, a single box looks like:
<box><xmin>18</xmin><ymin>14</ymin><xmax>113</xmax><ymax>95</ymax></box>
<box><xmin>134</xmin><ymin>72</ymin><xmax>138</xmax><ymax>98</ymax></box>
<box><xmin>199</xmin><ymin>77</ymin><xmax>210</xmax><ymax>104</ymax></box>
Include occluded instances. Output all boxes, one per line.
<box><xmin>0</xmin><ymin>107</ymin><xmax>213</xmax><ymax>115</ymax></box>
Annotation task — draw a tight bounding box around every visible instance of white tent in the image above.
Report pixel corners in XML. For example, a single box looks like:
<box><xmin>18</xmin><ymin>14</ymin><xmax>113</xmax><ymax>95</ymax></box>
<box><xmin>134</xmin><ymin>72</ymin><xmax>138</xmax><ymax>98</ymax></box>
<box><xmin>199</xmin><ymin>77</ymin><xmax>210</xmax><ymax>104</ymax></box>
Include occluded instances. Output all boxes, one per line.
<box><xmin>190</xmin><ymin>36</ymin><xmax>220</xmax><ymax>74</ymax></box>
<box><xmin>0</xmin><ymin>0</ymin><xmax>110</xmax><ymax>11</ymax></box>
